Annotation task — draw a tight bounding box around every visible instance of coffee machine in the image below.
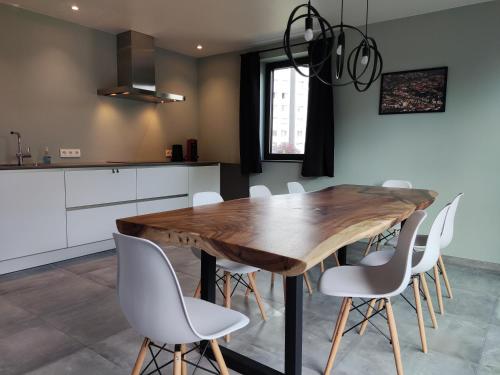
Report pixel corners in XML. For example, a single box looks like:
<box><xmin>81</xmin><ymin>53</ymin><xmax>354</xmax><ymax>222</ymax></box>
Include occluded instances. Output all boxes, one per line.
<box><xmin>186</xmin><ymin>139</ymin><xmax>198</xmax><ymax>162</ymax></box>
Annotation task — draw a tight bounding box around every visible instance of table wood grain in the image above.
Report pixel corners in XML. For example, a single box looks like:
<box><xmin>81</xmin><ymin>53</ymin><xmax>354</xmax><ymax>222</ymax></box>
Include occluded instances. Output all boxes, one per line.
<box><xmin>117</xmin><ymin>184</ymin><xmax>437</xmax><ymax>276</ymax></box>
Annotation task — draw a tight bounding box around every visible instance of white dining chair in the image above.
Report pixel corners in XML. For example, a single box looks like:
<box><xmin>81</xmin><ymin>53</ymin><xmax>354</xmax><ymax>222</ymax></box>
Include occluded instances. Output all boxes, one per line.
<box><xmin>114</xmin><ymin>233</ymin><xmax>249</xmax><ymax>375</ymax></box>
<box><xmin>191</xmin><ymin>192</ymin><xmax>268</xmax><ymax>342</ymax></box>
<box><xmin>358</xmin><ymin>205</ymin><xmax>450</xmax><ymax>353</ymax></box>
<box><xmin>364</xmin><ymin>179</ymin><xmax>413</xmax><ymax>256</ymax></box>
<box><xmin>287</xmin><ymin>181</ymin><xmax>306</xmax><ymax>194</ymax></box>
<box><xmin>385</xmin><ymin>193</ymin><xmax>462</xmax><ymax>314</ymax></box>
<box><xmin>319</xmin><ymin>210</ymin><xmax>426</xmax><ymax>375</ymax></box>
<box><xmin>250</xmin><ymin>184</ymin><xmax>315</xmax><ymax>296</ymax></box>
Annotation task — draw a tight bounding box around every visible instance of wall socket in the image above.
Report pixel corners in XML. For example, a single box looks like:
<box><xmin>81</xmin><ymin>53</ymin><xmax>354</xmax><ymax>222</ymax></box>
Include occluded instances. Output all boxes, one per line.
<box><xmin>60</xmin><ymin>148</ymin><xmax>81</xmax><ymax>158</ymax></box>
<box><xmin>165</xmin><ymin>149</ymin><xmax>172</xmax><ymax>158</ymax></box>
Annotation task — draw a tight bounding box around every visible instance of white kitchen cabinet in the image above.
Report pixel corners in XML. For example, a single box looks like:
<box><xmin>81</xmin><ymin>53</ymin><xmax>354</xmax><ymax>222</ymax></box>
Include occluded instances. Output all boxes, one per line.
<box><xmin>65</xmin><ymin>168</ymin><xmax>136</xmax><ymax>208</ymax></box>
<box><xmin>0</xmin><ymin>170</ymin><xmax>67</xmax><ymax>261</ymax></box>
<box><xmin>137</xmin><ymin>166</ymin><xmax>188</xmax><ymax>200</ymax></box>
<box><xmin>188</xmin><ymin>165</ymin><xmax>220</xmax><ymax>205</ymax></box>
<box><xmin>137</xmin><ymin>196</ymin><xmax>189</xmax><ymax>215</ymax></box>
<box><xmin>67</xmin><ymin>202</ymin><xmax>137</xmax><ymax>247</ymax></box>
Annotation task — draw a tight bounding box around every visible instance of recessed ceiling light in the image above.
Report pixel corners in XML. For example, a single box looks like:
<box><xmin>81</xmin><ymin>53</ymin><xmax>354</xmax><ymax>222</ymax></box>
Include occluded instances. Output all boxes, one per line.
<box><xmin>11</xmin><ymin>4</ymin><xmax>20</xmax><ymax>7</ymax></box>
<box><xmin>196</xmin><ymin>45</ymin><xmax>203</xmax><ymax>50</ymax></box>
<box><xmin>71</xmin><ymin>5</ymin><xmax>79</xmax><ymax>11</ymax></box>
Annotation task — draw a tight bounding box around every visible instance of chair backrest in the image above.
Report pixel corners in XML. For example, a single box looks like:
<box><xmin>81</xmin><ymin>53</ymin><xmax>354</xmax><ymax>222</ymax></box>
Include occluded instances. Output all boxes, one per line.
<box><xmin>191</xmin><ymin>192</ymin><xmax>224</xmax><ymax>259</ymax></box>
<box><xmin>382</xmin><ymin>180</ymin><xmax>413</xmax><ymax>189</ymax></box>
<box><xmin>412</xmin><ymin>204</ymin><xmax>450</xmax><ymax>274</ymax></box>
<box><xmin>193</xmin><ymin>191</ymin><xmax>224</xmax><ymax>207</ymax></box>
<box><xmin>250</xmin><ymin>185</ymin><xmax>272</xmax><ymax>198</ymax></box>
<box><xmin>440</xmin><ymin>193</ymin><xmax>463</xmax><ymax>249</ymax></box>
<box><xmin>383</xmin><ymin>210</ymin><xmax>427</xmax><ymax>297</ymax></box>
<box><xmin>114</xmin><ymin>233</ymin><xmax>202</xmax><ymax>344</ymax></box>
<box><xmin>287</xmin><ymin>182</ymin><xmax>306</xmax><ymax>194</ymax></box>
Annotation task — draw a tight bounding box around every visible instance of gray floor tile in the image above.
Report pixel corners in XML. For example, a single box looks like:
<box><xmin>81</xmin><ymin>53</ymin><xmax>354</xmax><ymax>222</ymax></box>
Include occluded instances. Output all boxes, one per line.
<box><xmin>23</xmin><ymin>348</ymin><xmax>124</xmax><ymax>375</ymax></box>
<box><xmin>78</xmin><ymin>265</ymin><xmax>117</xmax><ymax>289</ymax></box>
<box><xmin>0</xmin><ymin>323</ymin><xmax>82</xmax><ymax>375</ymax></box>
<box><xmin>89</xmin><ymin>328</ymin><xmax>144</xmax><ymax>370</ymax></box>
<box><xmin>40</xmin><ymin>289</ymin><xmax>130</xmax><ymax>346</ymax></box>
<box><xmin>57</xmin><ymin>251</ymin><xmax>117</xmax><ymax>275</ymax></box>
<box><xmin>2</xmin><ymin>269</ymin><xmax>111</xmax><ymax>316</ymax></box>
<box><xmin>479</xmin><ymin>324</ymin><xmax>500</xmax><ymax>369</ymax></box>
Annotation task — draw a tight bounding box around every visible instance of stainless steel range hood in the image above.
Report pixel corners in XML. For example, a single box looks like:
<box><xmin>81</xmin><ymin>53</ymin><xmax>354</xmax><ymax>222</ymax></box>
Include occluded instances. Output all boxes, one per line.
<box><xmin>97</xmin><ymin>31</ymin><xmax>185</xmax><ymax>103</ymax></box>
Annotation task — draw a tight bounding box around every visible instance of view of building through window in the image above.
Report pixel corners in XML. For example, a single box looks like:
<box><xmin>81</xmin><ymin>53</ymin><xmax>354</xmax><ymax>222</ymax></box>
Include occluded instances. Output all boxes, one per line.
<box><xmin>270</xmin><ymin>66</ymin><xmax>309</xmax><ymax>155</ymax></box>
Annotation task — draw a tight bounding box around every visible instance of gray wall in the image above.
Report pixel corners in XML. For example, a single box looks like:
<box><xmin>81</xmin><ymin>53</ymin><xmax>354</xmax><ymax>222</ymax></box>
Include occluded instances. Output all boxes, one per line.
<box><xmin>0</xmin><ymin>5</ymin><xmax>198</xmax><ymax>164</ymax></box>
<box><xmin>197</xmin><ymin>1</ymin><xmax>500</xmax><ymax>264</ymax></box>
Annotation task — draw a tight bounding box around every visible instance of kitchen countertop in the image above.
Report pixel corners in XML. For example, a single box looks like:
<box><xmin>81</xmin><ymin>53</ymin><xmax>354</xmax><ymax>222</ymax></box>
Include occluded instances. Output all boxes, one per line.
<box><xmin>0</xmin><ymin>160</ymin><xmax>219</xmax><ymax>170</ymax></box>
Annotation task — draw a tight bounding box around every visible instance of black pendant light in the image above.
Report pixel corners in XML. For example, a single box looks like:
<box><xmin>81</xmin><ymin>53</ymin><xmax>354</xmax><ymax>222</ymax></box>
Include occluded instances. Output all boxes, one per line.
<box><xmin>283</xmin><ymin>0</ymin><xmax>383</xmax><ymax>92</ymax></box>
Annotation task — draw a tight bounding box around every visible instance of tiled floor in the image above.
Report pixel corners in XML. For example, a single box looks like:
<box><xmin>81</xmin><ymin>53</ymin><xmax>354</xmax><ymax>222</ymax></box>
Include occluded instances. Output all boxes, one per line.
<box><xmin>1</xmin><ymin>242</ymin><xmax>500</xmax><ymax>374</ymax></box>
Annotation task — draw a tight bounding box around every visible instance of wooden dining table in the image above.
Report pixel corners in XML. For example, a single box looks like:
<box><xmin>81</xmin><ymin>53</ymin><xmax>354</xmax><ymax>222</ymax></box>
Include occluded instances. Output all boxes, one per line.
<box><xmin>117</xmin><ymin>184</ymin><xmax>437</xmax><ymax>375</ymax></box>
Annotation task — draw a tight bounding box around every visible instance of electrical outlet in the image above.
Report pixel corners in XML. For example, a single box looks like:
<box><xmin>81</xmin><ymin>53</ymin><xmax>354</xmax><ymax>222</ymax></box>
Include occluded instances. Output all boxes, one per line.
<box><xmin>165</xmin><ymin>149</ymin><xmax>172</xmax><ymax>158</ymax></box>
<box><xmin>60</xmin><ymin>148</ymin><xmax>81</xmax><ymax>158</ymax></box>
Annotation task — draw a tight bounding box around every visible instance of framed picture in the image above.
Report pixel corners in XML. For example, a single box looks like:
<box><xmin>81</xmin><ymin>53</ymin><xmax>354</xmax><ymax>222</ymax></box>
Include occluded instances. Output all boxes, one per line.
<box><xmin>379</xmin><ymin>67</ymin><xmax>448</xmax><ymax>115</ymax></box>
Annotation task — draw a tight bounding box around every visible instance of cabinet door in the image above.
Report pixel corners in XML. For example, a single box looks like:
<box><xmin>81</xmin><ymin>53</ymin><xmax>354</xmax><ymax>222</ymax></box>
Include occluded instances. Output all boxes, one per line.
<box><xmin>67</xmin><ymin>203</ymin><xmax>137</xmax><ymax>247</ymax></box>
<box><xmin>137</xmin><ymin>196</ymin><xmax>189</xmax><ymax>215</ymax></box>
<box><xmin>137</xmin><ymin>166</ymin><xmax>188</xmax><ymax>200</ymax></box>
<box><xmin>65</xmin><ymin>168</ymin><xmax>136</xmax><ymax>208</ymax></box>
<box><xmin>188</xmin><ymin>165</ymin><xmax>220</xmax><ymax>206</ymax></box>
<box><xmin>0</xmin><ymin>170</ymin><xmax>67</xmax><ymax>261</ymax></box>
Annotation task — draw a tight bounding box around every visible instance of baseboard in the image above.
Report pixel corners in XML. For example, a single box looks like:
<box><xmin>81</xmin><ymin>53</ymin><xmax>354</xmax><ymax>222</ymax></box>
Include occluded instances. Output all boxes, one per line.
<box><xmin>0</xmin><ymin>240</ymin><xmax>115</xmax><ymax>275</ymax></box>
<box><xmin>441</xmin><ymin>254</ymin><xmax>500</xmax><ymax>273</ymax></box>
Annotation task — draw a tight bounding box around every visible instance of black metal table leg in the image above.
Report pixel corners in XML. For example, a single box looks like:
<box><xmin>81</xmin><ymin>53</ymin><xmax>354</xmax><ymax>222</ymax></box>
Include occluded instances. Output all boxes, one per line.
<box><xmin>285</xmin><ymin>275</ymin><xmax>303</xmax><ymax>375</ymax></box>
<box><xmin>201</xmin><ymin>250</ymin><xmax>216</xmax><ymax>303</ymax></box>
<box><xmin>337</xmin><ymin>246</ymin><xmax>347</xmax><ymax>265</ymax></box>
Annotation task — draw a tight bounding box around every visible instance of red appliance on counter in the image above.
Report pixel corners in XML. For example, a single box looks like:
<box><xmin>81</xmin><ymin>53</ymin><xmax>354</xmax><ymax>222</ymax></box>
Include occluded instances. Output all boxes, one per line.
<box><xmin>185</xmin><ymin>139</ymin><xmax>198</xmax><ymax>162</ymax></box>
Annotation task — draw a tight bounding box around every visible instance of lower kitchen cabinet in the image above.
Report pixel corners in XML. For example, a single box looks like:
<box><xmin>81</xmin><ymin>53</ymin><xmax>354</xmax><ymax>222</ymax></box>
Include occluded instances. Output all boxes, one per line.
<box><xmin>67</xmin><ymin>203</ymin><xmax>137</xmax><ymax>247</ymax></box>
<box><xmin>137</xmin><ymin>196</ymin><xmax>189</xmax><ymax>215</ymax></box>
<box><xmin>0</xmin><ymin>170</ymin><xmax>67</xmax><ymax>261</ymax></box>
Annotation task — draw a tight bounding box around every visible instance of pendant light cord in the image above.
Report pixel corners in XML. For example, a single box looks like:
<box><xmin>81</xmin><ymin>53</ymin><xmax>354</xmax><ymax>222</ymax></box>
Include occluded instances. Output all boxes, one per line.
<box><xmin>365</xmin><ymin>0</ymin><xmax>369</xmax><ymax>35</ymax></box>
<box><xmin>341</xmin><ymin>0</ymin><xmax>344</xmax><ymax>25</ymax></box>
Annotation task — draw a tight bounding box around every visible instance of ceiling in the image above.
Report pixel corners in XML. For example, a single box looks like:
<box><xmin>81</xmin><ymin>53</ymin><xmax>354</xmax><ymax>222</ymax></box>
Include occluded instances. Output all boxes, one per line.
<box><xmin>1</xmin><ymin>0</ymin><xmax>492</xmax><ymax>57</ymax></box>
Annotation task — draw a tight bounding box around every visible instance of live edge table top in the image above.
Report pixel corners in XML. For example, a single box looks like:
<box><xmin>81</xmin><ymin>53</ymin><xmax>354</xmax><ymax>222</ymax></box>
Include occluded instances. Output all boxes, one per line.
<box><xmin>117</xmin><ymin>184</ymin><xmax>437</xmax><ymax>276</ymax></box>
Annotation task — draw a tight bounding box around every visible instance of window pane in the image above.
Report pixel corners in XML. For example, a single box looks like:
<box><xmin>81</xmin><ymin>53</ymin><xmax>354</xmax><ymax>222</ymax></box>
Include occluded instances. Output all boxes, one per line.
<box><xmin>270</xmin><ymin>66</ymin><xmax>309</xmax><ymax>155</ymax></box>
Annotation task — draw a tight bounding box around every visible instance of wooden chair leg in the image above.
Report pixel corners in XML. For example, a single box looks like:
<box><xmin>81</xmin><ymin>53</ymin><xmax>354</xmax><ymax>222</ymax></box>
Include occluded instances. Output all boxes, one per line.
<box><xmin>385</xmin><ymin>300</ymin><xmax>404</xmax><ymax>375</ymax></box>
<box><xmin>438</xmin><ymin>256</ymin><xmax>453</xmax><ymax>299</ymax></box>
<box><xmin>303</xmin><ymin>272</ymin><xmax>313</xmax><ymax>295</ymax></box>
<box><xmin>210</xmin><ymin>339</ymin><xmax>229</xmax><ymax>375</ymax></box>
<box><xmin>245</xmin><ymin>272</ymin><xmax>254</xmax><ymax>297</ymax></box>
<box><xmin>320</xmin><ymin>261</ymin><xmax>325</xmax><ymax>273</ymax></box>
<box><xmin>363</xmin><ymin>237</ymin><xmax>375</xmax><ymax>256</ymax></box>
<box><xmin>378</xmin><ymin>299</ymin><xmax>386</xmax><ymax>311</ymax></box>
<box><xmin>248</xmin><ymin>273</ymin><xmax>268</xmax><ymax>320</ymax></box>
<box><xmin>324</xmin><ymin>298</ymin><xmax>352</xmax><ymax>375</ymax></box>
<box><xmin>412</xmin><ymin>277</ymin><xmax>428</xmax><ymax>353</ymax></box>
<box><xmin>131</xmin><ymin>338</ymin><xmax>150</xmax><ymax>375</ymax></box>
<box><xmin>433</xmin><ymin>265</ymin><xmax>444</xmax><ymax>315</ymax></box>
<box><xmin>420</xmin><ymin>273</ymin><xmax>438</xmax><ymax>329</ymax></box>
<box><xmin>358</xmin><ymin>298</ymin><xmax>376</xmax><ymax>336</ymax></box>
<box><xmin>180</xmin><ymin>344</ymin><xmax>188</xmax><ymax>375</ymax></box>
<box><xmin>193</xmin><ymin>280</ymin><xmax>201</xmax><ymax>299</ymax></box>
<box><xmin>331</xmin><ymin>298</ymin><xmax>347</xmax><ymax>341</ymax></box>
<box><xmin>224</xmin><ymin>272</ymin><xmax>232</xmax><ymax>342</ymax></box>
<box><xmin>173</xmin><ymin>346</ymin><xmax>182</xmax><ymax>375</ymax></box>
<box><xmin>334</xmin><ymin>253</ymin><xmax>340</xmax><ymax>267</ymax></box>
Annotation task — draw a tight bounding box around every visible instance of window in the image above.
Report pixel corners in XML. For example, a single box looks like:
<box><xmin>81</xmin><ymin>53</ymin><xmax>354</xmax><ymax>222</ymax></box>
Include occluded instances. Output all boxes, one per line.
<box><xmin>264</xmin><ymin>59</ymin><xmax>309</xmax><ymax>160</ymax></box>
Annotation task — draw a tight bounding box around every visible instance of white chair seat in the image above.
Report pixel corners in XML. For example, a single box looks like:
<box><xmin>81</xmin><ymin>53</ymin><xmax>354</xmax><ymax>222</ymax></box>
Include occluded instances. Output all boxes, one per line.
<box><xmin>359</xmin><ymin>249</ymin><xmax>424</xmax><ymax>269</ymax></box>
<box><xmin>386</xmin><ymin>234</ymin><xmax>427</xmax><ymax>248</ymax></box>
<box><xmin>184</xmin><ymin>297</ymin><xmax>249</xmax><ymax>340</ymax></box>
<box><xmin>319</xmin><ymin>265</ymin><xmax>408</xmax><ymax>299</ymax></box>
<box><xmin>216</xmin><ymin>259</ymin><xmax>260</xmax><ymax>274</ymax></box>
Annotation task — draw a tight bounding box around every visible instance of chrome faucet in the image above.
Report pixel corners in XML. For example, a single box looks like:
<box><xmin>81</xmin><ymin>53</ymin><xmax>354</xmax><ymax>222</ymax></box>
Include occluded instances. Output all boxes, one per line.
<box><xmin>10</xmin><ymin>131</ymin><xmax>31</xmax><ymax>166</ymax></box>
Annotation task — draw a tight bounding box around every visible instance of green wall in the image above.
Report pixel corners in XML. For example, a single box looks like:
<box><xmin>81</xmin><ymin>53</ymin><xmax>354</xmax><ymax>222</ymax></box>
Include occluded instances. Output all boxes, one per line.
<box><xmin>249</xmin><ymin>1</ymin><xmax>500</xmax><ymax>263</ymax></box>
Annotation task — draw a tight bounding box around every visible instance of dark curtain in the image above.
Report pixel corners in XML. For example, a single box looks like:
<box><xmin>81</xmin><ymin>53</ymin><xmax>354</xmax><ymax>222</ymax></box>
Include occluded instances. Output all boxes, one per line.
<box><xmin>239</xmin><ymin>52</ymin><xmax>262</xmax><ymax>174</ymax></box>
<box><xmin>301</xmin><ymin>41</ymin><xmax>335</xmax><ymax>177</ymax></box>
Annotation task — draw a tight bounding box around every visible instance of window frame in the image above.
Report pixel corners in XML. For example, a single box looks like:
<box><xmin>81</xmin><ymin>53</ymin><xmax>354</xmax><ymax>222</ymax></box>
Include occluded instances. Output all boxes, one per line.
<box><xmin>264</xmin><ymin>58</ymin><xmax>309</xmax><ymax>161</ymax></box>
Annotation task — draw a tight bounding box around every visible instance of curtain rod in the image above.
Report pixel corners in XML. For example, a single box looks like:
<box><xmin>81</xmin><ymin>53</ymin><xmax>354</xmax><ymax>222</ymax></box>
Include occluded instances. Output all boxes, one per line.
<box><xmin>243</xmin><ymin>40</ymin><xmax>310</xmax><ymax>56</ymax></box>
